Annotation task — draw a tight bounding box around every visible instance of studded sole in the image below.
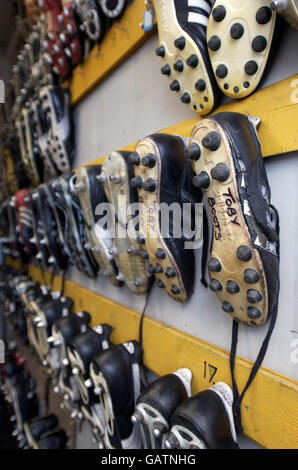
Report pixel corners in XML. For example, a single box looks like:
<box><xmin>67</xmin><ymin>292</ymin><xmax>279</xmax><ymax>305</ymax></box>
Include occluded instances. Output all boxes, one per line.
<box><xmin>153</xmin><ymin>0</ymin><xmax>215</xmax><ymax>115</ymax></box>
<box><xmin>189</xmin><ymin>119</ymin><xmax>268</xmax><ymax>326</ymax></box>
<box><xmin>134</xmin><ymin>138</ymin><xmax>188</xmax><ymax>303</ymax></box>
<box><xmin>207</xmin><ymin>0</ymin><xmax>276</xmax><ymax>99</ymax></box>
<box><xmin>75</xmin><ymin>167</ymin><xmax>120</xmax><ymax>286</ymax></box>
<box><xmin>101</xmin><ymin>152</ymin><xmax>149</xmax><ymax>296</ymax></box>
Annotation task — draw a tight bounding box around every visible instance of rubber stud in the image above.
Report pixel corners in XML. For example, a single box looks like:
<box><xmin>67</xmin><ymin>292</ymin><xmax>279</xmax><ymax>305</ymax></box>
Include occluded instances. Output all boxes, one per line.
<box><xmin>137</xmin><ymin>234</ymin><xmax>145</xmax><ymax>244</ymax></box>
<box><xmin>128</xmin><ymin>152</ymin><xmax>140</xmax><ymax>165</ymax></box>
<box><xmin>237</xmin><ymin>246</ymin><xmax>252</xmax><ymax>262</ymax></box>
<box><xmin>208</xmin><ymin>36</ymin><xmax>221</xmax><ymax>51</ymax></box>
<box><xmin>202</xmin><ymin>132</ymin><xmax>221</xmax><ymax>151</ymax></box>
<box><xmin>210</xmin><ymin>279</ymin><xmax>222</xmax><ymax>292</ymax></box>
<box><xmin>211</xmin><ymin>162</ymin><xmax>230</xmax><ymax>182</ymax></box>
<box><xmin>186</xmin><ymin>54</ymin><xmax>198</xmax><ymax>68</ymax></box>
<box><xmin>155</xmin><ymin>263</ymin><xmax>163</xmax><ymax>273</ymax></box>
<box><xmin>212</xmin><ymin>5</ymin><xmax>226</xmax><ymax>22</ymax></box>
<box><xmin>142</xmin><ymin>154</ymin><xmax>156</xmax><ymax>168</ymax></box>
<box><xmin>174</xmin><ymin>37</ymin><xmax>186</xmax><ymax>50</ymax></box>
<box><xmin>141</xmin><ymin>250</ymin><xmax>149</xmax><ymax>259</ymax></box>
<box><xmin>170</xmin><ymin>80</ymin><xmax>180</xmax><ymax>92</ymax></box>
<box><xmin>244</xmin><ymin>269</ymin><xmax>259</xmax><ymax>284</ymax></box>
<box><xmin>171</xmin><ymin>285</ymin><xmax>181</xmax><ymax>295</ymax></box>
<box><xmin>230</xmin><ymin>23</ymin><xmax>244</xmax><ymax>39</ymax></box>
<box><xmin>193</xmin><ymin>171</ymin><xmax>210</xmax><ymax>189</ymax></box>
<box><xmin>247</xmin><ymin>289</ymin><xmax>262</xmax><ymax>304</ymax></box>
<box><xmin>156</xmin><ymin>46</ymin><xmax>165</xmax><ymax>57</ymax></box>
<box><xmin>142</xmin><ymin>178</ymin><xmax>156</xmax><ymax>192</ymax></box>
<box><xmin>195</xmin><ymin>79</ymin><xmax>206</xmax><ymax>92</ymax></box>
<box><xmin>222</xmin><ymin>301</ymin><xmax>234</xmax><ymax>313</ymax></box>
<box><xmin>252</xmin><ymin>36</ymin><xmax>267</xmax><ymax>52</ymax></box>
<box><xmin>158</xmin><ymin>280</ymin><xmax>165</xmax><ymax>289</ymax></box>
<box><xmin>156</xmin><ymin>248</ymin><xmax>166</xmax><ymax>260</ymax></box>
<box><xmin>245</xmin><ymin>60</ymin><xmax>258</xmax><ymax>76</ymax></box>
<box><xmin>226</xmin><ymin>281</ymin><xmax>240</xmax><ymax>294</ymax></box>
<box><xmin>216</xmin><ymin>64</ymin><xmax>228</xmax><ymax>78</ymax></box>
<box><xmin>174</xmin><ymin>60</ymin><xmax>184</xmax><ymax>72</ymax></box>
<box><xmin>130</xmin><ymin>176</ymin><xmax>143</xmax><ymax>189</ymax></box>
<box><xmin>184</xmin><ymin>143</ymin><xmax>201</xmax><ymax>161</ymax></box>
<box><xmin>166</xmin><ymin>267</ymin><xmax>176</xmax><ymax>278</ymax></box>
<box><xmin>208</xmin><ymin>258</ymin><xmax>221</xmax><ymax>272</ymax></box>
<box><xmin>127</xmin><ymin>245</ymin><xmax>137</xmax><ymax>255</ymax></box>
<box><xmin>181</xmin><ymin>92</ymin><xmax>191</xmax><ymax>104</ymax></box>
<box><xmin>147</xmin><ymin>264</ymin><xmax>156</xmax><ymax>275</ymax></box>
<box><xmin>256</xmin><ymin>7</ymin><xmax>272</xmax><ymax>24</ymax></box>
<box><xmin>161</xmin><ymin>65</ymin><xmax>171</xmax><ymax>76</ymax></box>
<box><xmin>247</xmin><ymin>306</ymin><xmax>261</xmax><ymax>319</ymax></box>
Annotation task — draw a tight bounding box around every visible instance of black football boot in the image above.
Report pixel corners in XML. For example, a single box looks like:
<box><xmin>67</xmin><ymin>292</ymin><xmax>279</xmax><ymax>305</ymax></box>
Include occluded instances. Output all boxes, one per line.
<box><xmin>132</xmin><ymin>368</ymin><xmax>192</xmax><ymax>449</ymax></box>
<box><xmin>24</xmin><ymin>414</ymin><xmax>58</xmax><ymax>449</ymax></box>
<box><xmin>99</xmin><ymin>152</ymin><xmax>149</xmax><ymax>294</ymax></box>
<box><xmin>50</xmin><ymin>311</ymin><xmax>91</xmax><ymax>409</ymax></box>
<box><xmin>97</xmin><ymin>0</ymin><xmax>128</xmax><ymax>19</ymax></box>
<box><xmin>69</xmin><ymin>166</ymin><xmax>120</xmax><ymax>286</ymax></box>
<box><xmin>43</xmin><ymin>180</ymin><xmax>74</xmax><ymax>263</ymax></box>
<box><xmin>36</xmin><ymin>184</ymin><xmax>69</xmax><ymax>271</ymax></box>
<box><xmin>29</xmin><ymin>188</ymin><xmax>51</xmax><ymax>269</ymax></box>
<box><xmin>207</xmin><ymin>1</ymin><xmax>277</xmax><ymax>99</ymax></box>
<box><xmin>271</xmin><ymin>0</ymin><xmax>298</xmax><ymax>30</ymax></box>
<box><xmin>132</xmin><ymin>133</ymin><xmax>203</xmax><ymax>303</ymax></box>
<box><xmin>67</xmin><ymin>324</ymin><xmax>112</xmax><ymax>435</ymax></box>
<box><xmin>153</xmin><ymin>0</ymin><xmax>219</xmax><ymax>115</ymax></box>
<box><xmin>186</xmin><ymin>112</ymin><xmax>280</xmax><ymax>326</ymax></box>
<box><xmin>37</xmin><ymin>429</ymin><xmax>67</xmax><ymax>449</ymax></box>
<box><xmin>165</xmin><ymin>382</ymin><xmax>238</xmax><ymax>449</ymax></box>
<box><xmin>14</xmin><ymin>189</ymin><xmax>37</xmax><ymax>258</ymax></box>
<box><xmin>38</xmin><ymin>84</ymin><xmax>74</xmax><ymax>175</ymax></box>
<box><xmin>89</xmin><ymin>341</ymin><xmax>143</xmax><ymax>449</ymax></box>
<box><xmin>73</xmin><ymin>0</ymin><xmax>106</xmax><ymax>41</ymax></box>
<box><xmin>34</xmin><ymin>296</ymin><xmax>73</xmax><ymax>368</ymax></box>
<box><xmin>52</xmin><ymin>172</ymin><xmax>99</xmax><ymax>278</ymax></box>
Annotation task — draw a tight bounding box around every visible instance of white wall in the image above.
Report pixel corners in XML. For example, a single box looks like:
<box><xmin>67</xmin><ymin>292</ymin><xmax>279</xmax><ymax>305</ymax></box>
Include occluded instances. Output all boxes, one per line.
<box><xmin>70</xmin><ymin>24</ymin><xmax>298</xmax><ymax>385</ymax></box>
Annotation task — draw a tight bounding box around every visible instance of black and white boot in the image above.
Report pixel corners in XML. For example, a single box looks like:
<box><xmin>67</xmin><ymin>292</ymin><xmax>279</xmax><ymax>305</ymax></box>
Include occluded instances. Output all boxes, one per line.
<box><xmin>132</xmin><ymin>133</ymin><xmax>203</xmax><ymax>303</ymax></box>
<box><xmin>186</xmin><ymin>112</ymin><xmax>280</xmax><ymax>326</ymax></box>
<box><xmin>207</xmin><ymin>1</ymin><xmax>277</xmax><ymax>99</ymax></box>
<box><xmin>153</xmin><ymin>0</ymin><xmax>219</xmax><ymax>114</ymax></box>
<box><xmin>89</xmin><ymin>341</ymin><xmax>143</xmax><ymax>449</ymax></box>
<box><xmin>100</xmin><ymin>152</ymin><xmax>149</xmax><ymax>295</ymax></box>
<box><xmin>132</xmin><ymin>368</ymin><xmax>192</xmax><ymax>449</ymax></box>
<box><xmin>71</xmin><ymin>165</ymin><xmax>121</xmax><ymax>286</ymax></box>
<box><xmin>165</xmin><ymin>382</ymin><xmax>238</xmax><ymax>449</ymax></box>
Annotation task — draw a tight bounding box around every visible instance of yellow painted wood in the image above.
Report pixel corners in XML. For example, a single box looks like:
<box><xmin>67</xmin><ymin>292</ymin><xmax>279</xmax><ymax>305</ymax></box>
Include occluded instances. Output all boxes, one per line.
<box><xmin>66</xmin><ymin>0</ymin><xmax>156</xmax><ymax>106</ymax></box>
<box><xmin>87</xmin><ymin>74</ymin><xmax>298</xmax><ymax>163</ymax></box>
<box><xmin>6</xmin><ymin>258</ymin><xmax>298</xmax><ymax>449</ymax></box>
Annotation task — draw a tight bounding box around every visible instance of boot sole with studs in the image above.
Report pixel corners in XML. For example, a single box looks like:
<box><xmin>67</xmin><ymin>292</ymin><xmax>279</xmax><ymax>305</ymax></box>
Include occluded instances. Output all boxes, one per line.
<box><xmin>207</xmin><ymin>0</ymin><xmax>276</xmax><ymax>99</ymax></box>
<box><xmin>153</xmin><ymin>0</ymin><xmax>215</xmax><ymax>115</ymax></box>
<box><xmin>134</xmin><ymin>137</ymin><xmax>188</xmax><ymax>303</ymax></box>
<box><xmin>101</xmin><ymin>152</ymin><xmax>149</xmax><ymax>295</ymax></box>
<box><xmin>189</xmin><ymin>119</ymin><xmax>268</xmax><ymax>326</ymax></box>
<box><xmin>75</xmin><ymin>167</ymin><xmax>120</xmax><ymax>287</ymax></box>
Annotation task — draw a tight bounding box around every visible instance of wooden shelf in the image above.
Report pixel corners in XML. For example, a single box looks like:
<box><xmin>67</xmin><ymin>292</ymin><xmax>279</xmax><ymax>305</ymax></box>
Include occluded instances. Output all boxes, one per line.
<box><xmin>65</xmin><ymin>0</ymin><xmax>156</xmax><ymax>106</ymax></box>
<box><xmin>7</xmin><ymin>258</ymin><xmax>298</xmax><ymax>449</ymax></box>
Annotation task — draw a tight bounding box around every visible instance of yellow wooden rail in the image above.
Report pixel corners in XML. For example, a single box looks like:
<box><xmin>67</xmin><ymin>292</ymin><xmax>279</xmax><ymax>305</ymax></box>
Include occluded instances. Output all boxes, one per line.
<box><xmin>65</xmin><ymin>0</ymin><xmax>156</xmax><ymax>106</ymax></box>
<box><xmin>86</xmin><ymin>74</ymin><xmax>298</xmax><ymax>163</ymax></box>
<box><xmin>7</xmin><ymin>258</ymin><xmax>298</xmax><ymax>449</ymax></box>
